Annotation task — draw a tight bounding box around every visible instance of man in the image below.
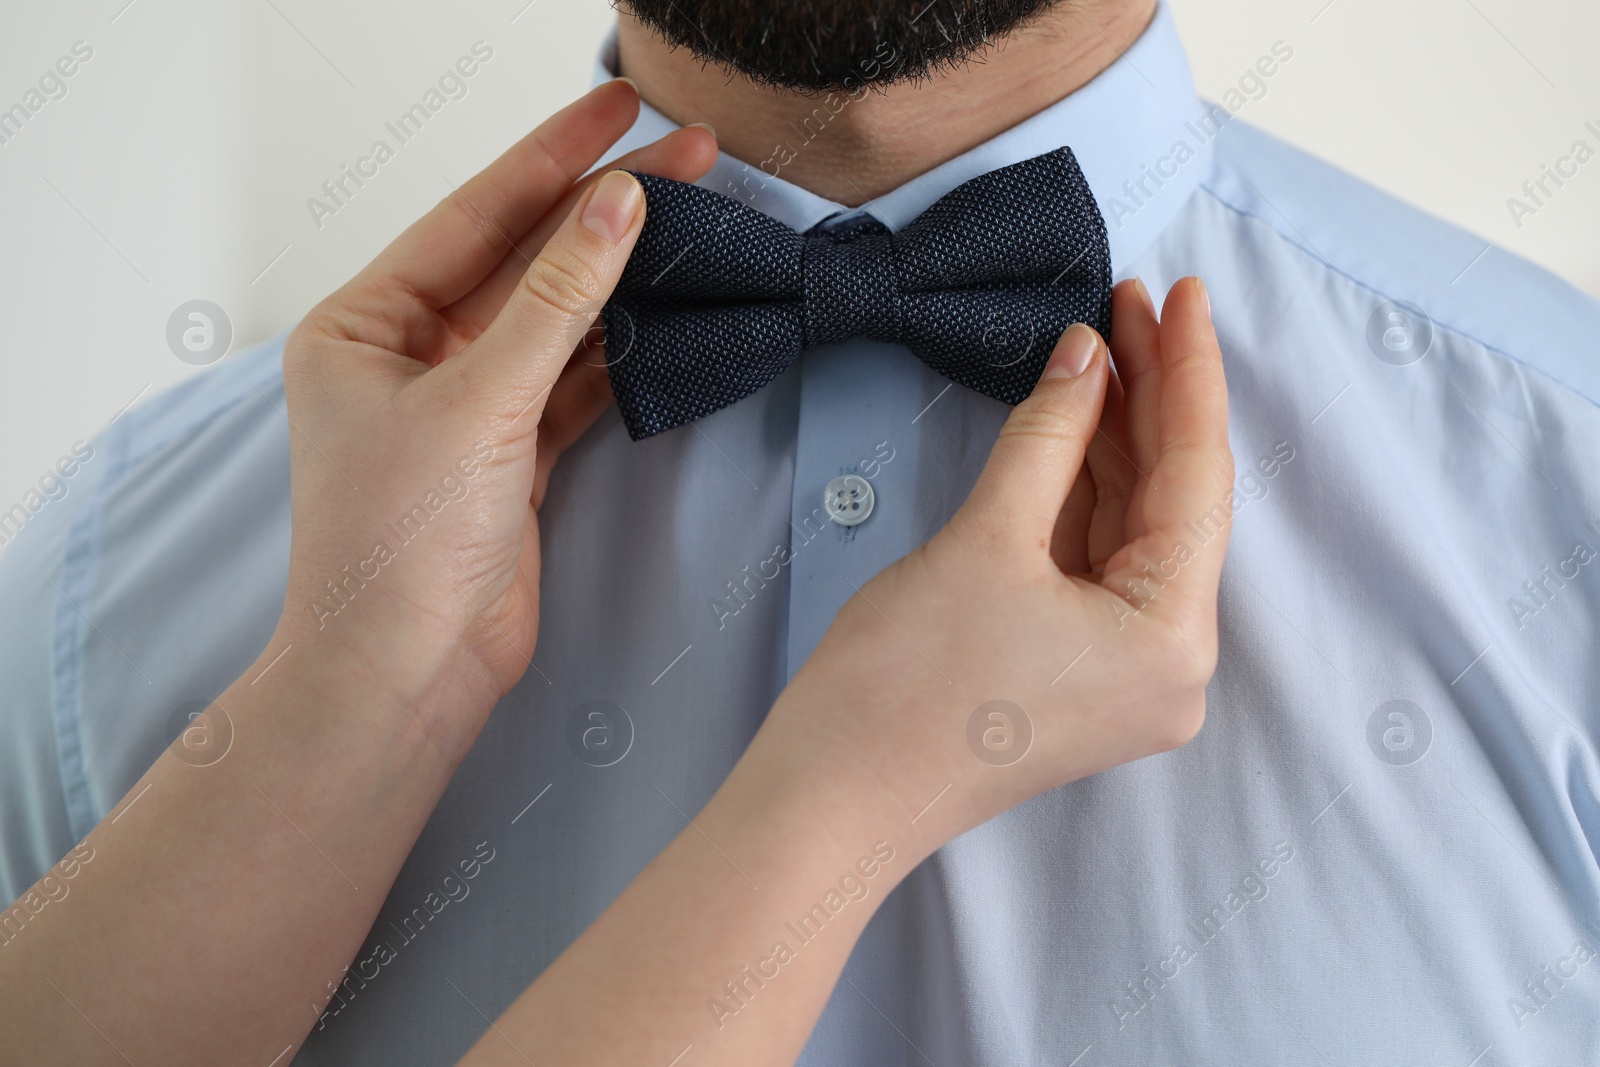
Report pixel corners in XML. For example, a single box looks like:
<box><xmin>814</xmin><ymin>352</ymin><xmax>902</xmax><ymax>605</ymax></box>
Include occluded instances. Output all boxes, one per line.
<box><xmin>1</xmin><ymin>1</ymin><xmax>1596</xmax><ymax>1063</ymax></box>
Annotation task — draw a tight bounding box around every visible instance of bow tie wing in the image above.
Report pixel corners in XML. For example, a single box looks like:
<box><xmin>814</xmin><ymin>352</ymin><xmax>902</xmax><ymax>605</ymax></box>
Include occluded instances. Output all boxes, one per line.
<box><xmin>892</xmin><ymin>147</ymin><xmax>1113</xmax><ymax>404</ymax></box>
<box><xmin>603</xmin><ymin>174</ymin><xmax>808</xmax><ymax>439</ymax></box>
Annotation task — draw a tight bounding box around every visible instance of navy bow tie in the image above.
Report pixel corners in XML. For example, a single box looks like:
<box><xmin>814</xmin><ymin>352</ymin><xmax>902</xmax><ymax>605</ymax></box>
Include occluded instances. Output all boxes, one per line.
<box><xmin>600</xmin><ymin>147</ymin><xmax>1112</xmax><ymax>440</ymax></box>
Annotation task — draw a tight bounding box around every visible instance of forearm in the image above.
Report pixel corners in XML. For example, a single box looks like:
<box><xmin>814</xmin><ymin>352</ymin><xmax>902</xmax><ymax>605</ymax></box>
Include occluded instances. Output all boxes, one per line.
<box><xmin>457</xmin><ymin>703</ymin><xmax>934</xmax><ymax>1067</ymax></box>
<box><xmin>0</xmin><ymin>631</ymin><xmax>486</xmax><ymax>1066</ymax></box>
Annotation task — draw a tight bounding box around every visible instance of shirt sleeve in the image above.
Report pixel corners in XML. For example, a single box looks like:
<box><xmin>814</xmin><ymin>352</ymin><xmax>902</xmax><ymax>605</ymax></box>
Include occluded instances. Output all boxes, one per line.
<box><xmin>0</xmin><ymin>433</ymin><xmax>109</xmax><ymax>903</ymax></box>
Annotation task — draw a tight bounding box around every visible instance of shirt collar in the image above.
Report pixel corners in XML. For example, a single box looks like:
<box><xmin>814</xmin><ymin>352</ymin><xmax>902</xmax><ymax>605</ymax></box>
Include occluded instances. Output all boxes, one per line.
<box><xmin>593</xmin><ymin>1</ymin><xmax>1211</xmax><ymax>271</ymax></box>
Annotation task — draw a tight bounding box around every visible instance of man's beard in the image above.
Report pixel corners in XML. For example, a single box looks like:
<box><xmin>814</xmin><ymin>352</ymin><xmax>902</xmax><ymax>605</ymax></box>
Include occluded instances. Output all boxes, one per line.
<box><xmin>616</xmin><ymin>0</ymin><xmax>1067</xmax><ymax>93</ymax></box>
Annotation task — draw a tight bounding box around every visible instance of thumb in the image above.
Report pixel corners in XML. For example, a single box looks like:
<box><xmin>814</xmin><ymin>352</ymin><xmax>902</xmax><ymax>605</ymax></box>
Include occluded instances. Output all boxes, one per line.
<box><xmin>450</xmin><ymin>169</ymin><xmax>645</xmax><ymax>425</ymax></box>
<box><xmin>962</xmin><ymin>323</ymin><xmax>1109</xmax><ymax>541</ymax></box>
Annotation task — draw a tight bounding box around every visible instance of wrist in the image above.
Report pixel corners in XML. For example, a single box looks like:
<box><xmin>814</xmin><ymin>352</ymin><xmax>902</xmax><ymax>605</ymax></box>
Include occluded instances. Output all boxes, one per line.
<box><xmin>733</xmin><ymin>688</ymin><xmax>954</xmax><ymax>877</ymax></box>
<box><xmin>755</xmin><ymin>628</ymin><xmax>1052</xmax><ymax>864</ymax></box>
<box><xmin>679</xmin><ymin>730</ymin><xmax>918</xmax><ymax>961</ymax></box>
<box><xmin>244</xmin><ymin>615</ymin><xmax>499</xmax><ymax>772</ymax></box>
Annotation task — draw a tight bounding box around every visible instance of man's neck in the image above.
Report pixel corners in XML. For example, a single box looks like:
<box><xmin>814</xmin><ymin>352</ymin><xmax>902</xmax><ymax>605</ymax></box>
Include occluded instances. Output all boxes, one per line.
<box><xmin>615</xmin><ymin>0</ymin><xmax>1156</xmax><ymax>206</ymax></box>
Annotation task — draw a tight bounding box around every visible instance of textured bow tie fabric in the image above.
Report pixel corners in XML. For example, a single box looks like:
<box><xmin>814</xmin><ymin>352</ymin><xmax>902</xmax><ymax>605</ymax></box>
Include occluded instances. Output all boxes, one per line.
<box><xmin>600</xmin><ymin>147</ymin><xmax>1112</xmax><ymax>440</ymax></box>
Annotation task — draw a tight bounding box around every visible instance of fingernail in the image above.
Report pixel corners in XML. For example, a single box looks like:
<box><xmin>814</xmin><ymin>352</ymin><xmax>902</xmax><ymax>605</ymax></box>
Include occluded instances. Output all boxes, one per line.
<box><xmin>687</xmin><ymin>121</ymin><xmax>716</xmax><ymax>139</ymax></box>
<box><xmin>1043</xmin><ymin>323</ymin><xmax>1097</xmax><ymax>380</ymax></box>
<box><xmin>1131</xmin><ymin>276</ymin><xmax>1155</xmax><ymax>315</ymax></box>
<box><xmin>582</xmin><ymin>170</ymin><xmax>642</xmax><ymax>243</ymax></box>
<box><xmin>612</xmin><ymin>76</ymin><xmax>638</xmax><ymax>93</ymax></box>
<box><xmin>1195</xmin><ymin>276</ymin><xmax>1211</xmax><ymax>321</ymax></box>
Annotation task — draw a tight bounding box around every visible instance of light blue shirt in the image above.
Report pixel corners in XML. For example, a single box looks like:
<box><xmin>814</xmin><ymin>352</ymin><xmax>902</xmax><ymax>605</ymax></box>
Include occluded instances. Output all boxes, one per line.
<box><xmin>4</xmin><ymin>5</ymin><xmax>1599</xmax><ymax>1063</ymax></box>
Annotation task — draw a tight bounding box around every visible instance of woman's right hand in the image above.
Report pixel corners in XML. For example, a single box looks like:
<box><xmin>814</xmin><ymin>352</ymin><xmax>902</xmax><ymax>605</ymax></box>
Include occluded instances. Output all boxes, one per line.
<box><xmin>272</xmin><ymin>81</ymin><xmax>715</xmax><ymax>742</ymax></box>
<box><xmin>0</xmin><ymin>84</ymin><xmax>720</xmax><ymax>1067</ymax></box>
<box><xmin>755</xmin><ymin>276</ymin><xmax>1233</xmax><ymax>856</ymax></box>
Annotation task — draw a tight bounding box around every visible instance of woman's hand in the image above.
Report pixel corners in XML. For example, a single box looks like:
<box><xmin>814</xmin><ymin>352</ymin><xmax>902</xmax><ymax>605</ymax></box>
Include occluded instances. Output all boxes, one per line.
<box><xmin>275</xmin><ymin>80</ymin><xmax>717</xmax><ymax>735</ymax></box>
<box><xmin>452</xmin><ymin>277</ymin><xmax>1233</xmax><ymax>1067</ymax></box>
<box><xmin>761</xmin><ymin>276</ymin><xmax>1233</xmax><ymax>854</ymax></box>
<box><xmin>0</xmin><ymin>82</ymin><xmax>721</xmax><ymax>1067</ymax></box>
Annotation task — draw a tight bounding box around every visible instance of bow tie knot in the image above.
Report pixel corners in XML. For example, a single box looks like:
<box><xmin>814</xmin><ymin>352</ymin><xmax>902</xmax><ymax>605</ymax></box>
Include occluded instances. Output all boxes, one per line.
<box><xmin>802</xmin><ymin>219</ymin><xmax>899</xmax><ymax>349</ymax></box>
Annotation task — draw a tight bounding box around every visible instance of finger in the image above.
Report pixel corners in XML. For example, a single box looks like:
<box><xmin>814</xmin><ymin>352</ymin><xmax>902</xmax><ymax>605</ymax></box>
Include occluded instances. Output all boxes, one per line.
<box><xmin>449</xmin><ymin>170</ymin><xmax>647</xmax><ymax>427</ymax></box>
<box><xmin>962</xmin><ymin>323</ymin><xmax>1109</xmax><ymax>544</ymax></box>
<box><xmin>442</xmin><ymin>124</ymin><xmax>717</xmax><ymax>344</ymax></box>
<box><xmin>1110</xmin><ymin>277</ymin><xmax>1163</xmax><ymax>478</ymax></box>
<box><xmin>531</xmin><ymin>355</ymin><xmax>614</xmax><ymax>508</ymax></box>
<box><xmin>1083</xmin><ymin>370</ymin><xmax>1138</xmax><ymax>573</ymax></box>
<box><xmin>1050</xmin><ymin>464</ymin><xmax>1096</xmax><ymax>575</ymax></box>
<box><xmin>1154</xmin><ymin>278</ymin><xmax>1229</xmax><ymax>462</ymax></box>
<box><xmin>1049</xmin><ymin>372</ymin><xmax>1131</xmax><ymax>576</ymax></box>
<box><xmin>1104</xmin><ymin>277</ymin><xmax>1233</xmax><ymax>614</ymax></box>
<box><xmin>351</xmin><ymin>79</ymin><xmax>641</xmax><ymax>313</ymax></box>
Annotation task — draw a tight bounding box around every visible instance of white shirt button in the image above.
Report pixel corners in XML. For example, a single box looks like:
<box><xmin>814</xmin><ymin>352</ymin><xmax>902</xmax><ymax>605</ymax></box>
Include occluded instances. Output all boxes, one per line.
<box><xmin>823</xmin><ymin>474</ymin><xmax>875</xmax><ymax>527</ymax></box>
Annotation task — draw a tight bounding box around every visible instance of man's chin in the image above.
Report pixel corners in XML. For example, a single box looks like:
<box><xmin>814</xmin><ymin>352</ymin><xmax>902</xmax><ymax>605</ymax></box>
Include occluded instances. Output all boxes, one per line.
<box><xmin>616</xmin><ymin>0</ymin><xmax>1064</xmax><ymax>93</ymax></box>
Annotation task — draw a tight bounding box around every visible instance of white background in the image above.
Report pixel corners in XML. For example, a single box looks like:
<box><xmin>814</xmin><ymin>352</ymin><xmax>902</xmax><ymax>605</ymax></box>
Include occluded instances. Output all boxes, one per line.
<box><xmin>0</xmin><ymin>0</ymin><xmax>1596</xmax><ymax>538</ymax></box>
